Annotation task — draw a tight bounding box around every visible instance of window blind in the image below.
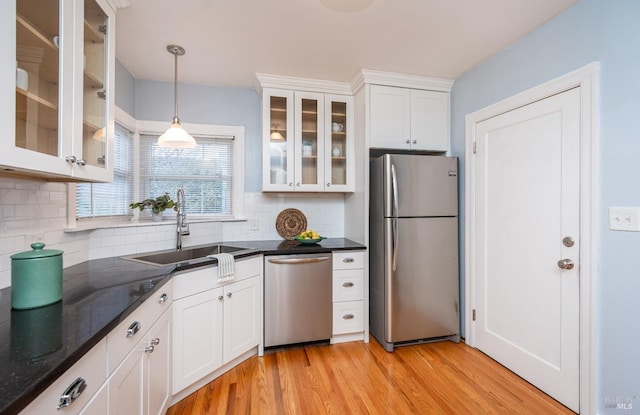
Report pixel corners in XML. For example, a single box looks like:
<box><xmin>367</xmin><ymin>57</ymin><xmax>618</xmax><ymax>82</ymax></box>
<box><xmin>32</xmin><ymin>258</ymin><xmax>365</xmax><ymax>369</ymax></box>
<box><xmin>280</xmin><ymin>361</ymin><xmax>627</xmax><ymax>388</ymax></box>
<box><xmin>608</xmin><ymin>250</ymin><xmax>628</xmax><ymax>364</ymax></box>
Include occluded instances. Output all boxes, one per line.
<box><xmin>139</xmin><ymin>133</ymin><xmax>235</xmax><ymax>218</ymax></box>
<box><xmin>76</xmin><ymin>123</ymin><xmax>134</xmax><ymax>218</ymax></box>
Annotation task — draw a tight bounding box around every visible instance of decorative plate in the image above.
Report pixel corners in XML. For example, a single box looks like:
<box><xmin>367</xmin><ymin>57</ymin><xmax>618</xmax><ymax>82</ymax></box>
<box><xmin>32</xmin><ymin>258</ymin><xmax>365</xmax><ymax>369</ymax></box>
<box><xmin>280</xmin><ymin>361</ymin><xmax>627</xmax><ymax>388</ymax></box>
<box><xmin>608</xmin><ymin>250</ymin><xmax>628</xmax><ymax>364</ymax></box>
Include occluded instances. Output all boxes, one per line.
<box><xmin>275</xmin><ymin>208</ymin><xmax>307</xmax><ymax>240</ymax></box>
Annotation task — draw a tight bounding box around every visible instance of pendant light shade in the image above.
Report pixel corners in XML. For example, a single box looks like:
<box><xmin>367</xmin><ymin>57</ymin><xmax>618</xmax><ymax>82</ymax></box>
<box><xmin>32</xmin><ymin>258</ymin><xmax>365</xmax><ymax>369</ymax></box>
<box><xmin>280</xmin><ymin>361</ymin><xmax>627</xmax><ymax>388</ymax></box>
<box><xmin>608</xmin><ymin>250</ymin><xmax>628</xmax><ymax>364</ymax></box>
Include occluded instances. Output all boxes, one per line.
<box><xmin>158</xmin><ymin>45</ymin><xmax>196</xmax><ymax>148</ymax></box>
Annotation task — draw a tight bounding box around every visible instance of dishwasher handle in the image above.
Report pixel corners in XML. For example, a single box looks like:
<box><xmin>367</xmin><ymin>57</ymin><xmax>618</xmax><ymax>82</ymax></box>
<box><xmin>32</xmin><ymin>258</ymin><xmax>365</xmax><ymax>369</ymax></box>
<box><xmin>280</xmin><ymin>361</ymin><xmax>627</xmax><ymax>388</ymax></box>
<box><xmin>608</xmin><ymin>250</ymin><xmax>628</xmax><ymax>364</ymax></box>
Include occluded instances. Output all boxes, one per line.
<box><xmin>268</xmin><ymin>256</ymin><xmax>331</xmax><ymax>265</ymax></box>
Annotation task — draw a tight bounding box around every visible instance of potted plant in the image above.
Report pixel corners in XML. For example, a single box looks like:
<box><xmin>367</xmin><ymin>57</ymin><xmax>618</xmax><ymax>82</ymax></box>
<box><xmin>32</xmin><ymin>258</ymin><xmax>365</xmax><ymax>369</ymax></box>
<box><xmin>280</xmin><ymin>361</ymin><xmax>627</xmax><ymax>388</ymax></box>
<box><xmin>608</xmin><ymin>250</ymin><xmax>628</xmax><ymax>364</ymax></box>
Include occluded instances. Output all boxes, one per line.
<box><xmin>130</xmin><ymin>193</ymin><xmax>177</xmax><ymax>221</ymax></box>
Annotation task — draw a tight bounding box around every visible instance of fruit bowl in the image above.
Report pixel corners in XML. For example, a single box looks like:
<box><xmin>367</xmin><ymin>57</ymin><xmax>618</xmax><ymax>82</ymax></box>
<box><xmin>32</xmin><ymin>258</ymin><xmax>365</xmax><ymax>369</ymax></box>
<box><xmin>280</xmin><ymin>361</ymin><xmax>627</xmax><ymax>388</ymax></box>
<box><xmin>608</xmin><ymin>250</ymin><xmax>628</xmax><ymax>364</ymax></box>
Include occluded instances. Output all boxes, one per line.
<box><xmin>294</xmin><ymin>236</ymin><xmax>326</xmax><ymax>245</ymax></box>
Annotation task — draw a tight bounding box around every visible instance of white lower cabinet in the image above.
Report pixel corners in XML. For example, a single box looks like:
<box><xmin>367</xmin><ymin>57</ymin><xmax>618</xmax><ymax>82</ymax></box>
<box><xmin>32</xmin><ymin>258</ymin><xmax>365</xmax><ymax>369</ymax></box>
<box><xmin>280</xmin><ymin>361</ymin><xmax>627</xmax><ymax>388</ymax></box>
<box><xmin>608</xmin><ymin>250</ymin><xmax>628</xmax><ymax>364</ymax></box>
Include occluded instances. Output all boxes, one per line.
<box><xmin>172</xmin><ymin>287</ymin><xmax>224</xmax><ymax>393</ymax></box>
<box><xmin>108</xmin><ymin>309</ymin><xmax>171</xmax><ymax>415</ymax></box>
<box><xmin>223</xmin><ymin>276</ymin><xmax>262</xmax><ymax>363</ymax></box>
<box><xmin>172</xmin><ymin>257</ymin><xmax>263</xmax><ymax>395</ymax></box>
<box><xmin>331</xmin><ymin>251</ymin><xmax>366</xmax><ymax>343</ymax></box>
<box><xmin>19</xmin><ymin>339</ymin><xmax>107</xmax><ymax>415</ymax></box>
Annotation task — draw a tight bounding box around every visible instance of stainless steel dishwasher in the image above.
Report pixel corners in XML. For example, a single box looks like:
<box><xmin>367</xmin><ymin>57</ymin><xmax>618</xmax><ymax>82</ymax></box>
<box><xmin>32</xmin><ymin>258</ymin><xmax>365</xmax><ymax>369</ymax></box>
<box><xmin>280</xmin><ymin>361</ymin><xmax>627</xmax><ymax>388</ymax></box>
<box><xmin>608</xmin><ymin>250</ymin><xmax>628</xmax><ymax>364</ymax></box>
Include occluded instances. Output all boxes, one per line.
<box><xmin>264</xmin><ymin>253</ymin><xmax>332</xmax><ymax>347</ymax></box>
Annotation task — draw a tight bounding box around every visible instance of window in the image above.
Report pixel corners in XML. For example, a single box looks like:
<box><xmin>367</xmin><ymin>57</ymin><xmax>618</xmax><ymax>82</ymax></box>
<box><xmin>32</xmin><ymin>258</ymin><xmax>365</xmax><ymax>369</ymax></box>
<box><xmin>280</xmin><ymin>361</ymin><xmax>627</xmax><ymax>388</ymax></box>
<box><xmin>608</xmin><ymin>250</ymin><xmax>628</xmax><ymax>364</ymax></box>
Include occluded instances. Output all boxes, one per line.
<box><xmin>74</xmin><ymin>116</ymin><xmax>245</xmax><ymax>224</ymax></box>
<box><xmin>139</xmin><ymin>133</ymin><xmax>235</xmax><ymax>218</ymax></box>
<box><xmin>76</xmin><ymin>123</ymin><xmax>134</xmax><ymax>218</ymax></box>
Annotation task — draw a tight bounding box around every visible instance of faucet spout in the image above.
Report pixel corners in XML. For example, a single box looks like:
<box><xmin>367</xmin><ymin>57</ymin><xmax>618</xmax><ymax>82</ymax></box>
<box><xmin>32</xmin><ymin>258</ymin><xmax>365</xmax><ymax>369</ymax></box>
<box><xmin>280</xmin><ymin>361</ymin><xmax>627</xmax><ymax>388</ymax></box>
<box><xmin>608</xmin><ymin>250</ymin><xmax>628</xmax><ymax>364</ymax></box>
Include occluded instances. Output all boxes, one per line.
<box><xmin>176</xmin><ymin>187</ymin><xmax>189</xmax><ymax>250</ymax></box>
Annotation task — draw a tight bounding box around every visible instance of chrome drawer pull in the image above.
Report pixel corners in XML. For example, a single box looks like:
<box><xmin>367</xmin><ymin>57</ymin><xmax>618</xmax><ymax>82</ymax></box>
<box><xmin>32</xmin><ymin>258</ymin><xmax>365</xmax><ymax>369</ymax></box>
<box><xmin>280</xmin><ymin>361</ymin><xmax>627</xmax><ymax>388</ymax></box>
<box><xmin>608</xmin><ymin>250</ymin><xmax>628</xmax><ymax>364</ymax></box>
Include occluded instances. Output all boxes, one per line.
<box><xmin>150</xmin><ymin>337</ymin><xmax>160</xmax><ymax>346</ymax></box>
<box><xmin>342</xmin><ymin>282</ymin><xmax>355</xmax><ymax>288</ymax></box>
<box><xmin>145</xmin><ymin>345</ymin><xmax>155</xmax><ymax>353</ymax></box>
<box><xmin>126</xmin><ymin>321</ymin><xmax>141</xmax><ymax>338</ymax></box>
<box><xmin>342</xmin><ymin>258</ymin><xmax>355</xmax><ymax>263</ymax></box>
<box><xmin>57</xmin><ymin>377</ymin><xmax>87</xmax><ymax>409</ymax></box>
<box><xmin>342</xmin><ymin>314</ymin><xmax>355</xmax><ymax>320</ymax></box>
<box><xmin>218</xmin><ymin>295</ymin><xmax>224</xmax><ymax>301</ymax></box>
<box><xmin>158</xmin><ymin>293</ymin><xmax>168</xmax><ymax>304</ymax></box>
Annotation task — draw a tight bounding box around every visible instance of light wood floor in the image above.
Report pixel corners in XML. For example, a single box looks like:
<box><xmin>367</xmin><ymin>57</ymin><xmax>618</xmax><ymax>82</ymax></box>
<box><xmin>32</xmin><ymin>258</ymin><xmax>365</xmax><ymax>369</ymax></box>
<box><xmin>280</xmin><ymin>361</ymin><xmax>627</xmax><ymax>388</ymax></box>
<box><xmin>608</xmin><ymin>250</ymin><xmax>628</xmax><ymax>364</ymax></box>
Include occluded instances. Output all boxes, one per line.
<box><xmin>166</xmin><ymin>339</ymin><xmax>575</xmax><ymax>414</ymax></box>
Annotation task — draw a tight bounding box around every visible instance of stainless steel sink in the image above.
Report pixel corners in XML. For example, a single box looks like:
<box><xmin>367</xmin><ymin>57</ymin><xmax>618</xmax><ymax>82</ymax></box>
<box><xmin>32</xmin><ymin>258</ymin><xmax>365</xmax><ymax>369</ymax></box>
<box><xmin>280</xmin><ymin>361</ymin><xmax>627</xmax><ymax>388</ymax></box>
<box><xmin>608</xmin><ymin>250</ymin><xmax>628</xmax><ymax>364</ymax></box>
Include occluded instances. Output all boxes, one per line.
<box><xmin>121</xmin><ymin>244</ymin><xmax>250</xmax><ymax>266</ymax></box>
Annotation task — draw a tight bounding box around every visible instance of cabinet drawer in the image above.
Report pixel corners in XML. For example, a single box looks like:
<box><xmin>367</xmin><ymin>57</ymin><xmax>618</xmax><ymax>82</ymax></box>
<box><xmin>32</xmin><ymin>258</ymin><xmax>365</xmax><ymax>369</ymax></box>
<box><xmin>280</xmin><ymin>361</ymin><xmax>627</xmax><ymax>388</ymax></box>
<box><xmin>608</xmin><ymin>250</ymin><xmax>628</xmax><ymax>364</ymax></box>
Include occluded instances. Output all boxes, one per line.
<box><xmin>20</xmin><ymin>339</ymin><xmax>107</xmax><ymax>415</ymax></box>
<box><xmin>173</xmin><ymin>256</ymin><xmax>263</xmax><ymax>300</ymax></box>
<box><xmin>107</xmin><ymin>283</ymin><xmax>173</xmax><ymax>374</ymax></box>
<box><xmin>332</xmin><ymin>301</ymin><xmax>364</xmax><ymax>335</ymax></box>
<box><xmin>332</xmin><ymin>251</ymin><xmax>364</xmax><ymax>270</ymax></box>
<box><xmin>333</xmin><ymin>269</ymin><xmax>364</xmax><ymax>302</ymax></box>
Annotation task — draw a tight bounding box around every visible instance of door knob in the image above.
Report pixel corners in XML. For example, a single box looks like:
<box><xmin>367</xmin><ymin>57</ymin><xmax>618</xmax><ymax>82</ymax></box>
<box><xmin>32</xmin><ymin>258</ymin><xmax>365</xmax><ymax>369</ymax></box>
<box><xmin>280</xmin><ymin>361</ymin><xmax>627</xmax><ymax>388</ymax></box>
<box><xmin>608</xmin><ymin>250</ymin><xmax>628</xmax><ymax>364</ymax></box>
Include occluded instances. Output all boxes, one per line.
<box><xmin>557</xmin><ymin>258</ymin><xmax>574</xmax><ymax>270</ymax></box>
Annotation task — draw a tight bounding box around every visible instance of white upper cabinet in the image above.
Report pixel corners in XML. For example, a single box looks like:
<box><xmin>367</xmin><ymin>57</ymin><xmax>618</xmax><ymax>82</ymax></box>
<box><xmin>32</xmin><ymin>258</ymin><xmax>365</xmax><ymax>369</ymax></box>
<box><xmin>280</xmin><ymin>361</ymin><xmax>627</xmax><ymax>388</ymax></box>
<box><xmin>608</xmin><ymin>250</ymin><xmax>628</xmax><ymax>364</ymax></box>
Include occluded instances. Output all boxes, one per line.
<box><xmin>2</xmin><ymin>0</ymin><xmax>115</xmax><ymax>181</ymax></box>
<box><xmin>324</xmin><ymin>94</ymin><xmax>354</xmax><ymax>192</ymax></box>
<box><xmin>369</xmin><ymin>84</ymin><xmax>450</xmax><ymax>152</ymax></box>
<box><xmin>294</xmin><ymin>91</ymin><xmax>325</xmax><ymax>192</ymax></box>
<box><xmin>259</xmin><ymin>74</ymin><xmax>354</xmax><ymax>193</ymax></box>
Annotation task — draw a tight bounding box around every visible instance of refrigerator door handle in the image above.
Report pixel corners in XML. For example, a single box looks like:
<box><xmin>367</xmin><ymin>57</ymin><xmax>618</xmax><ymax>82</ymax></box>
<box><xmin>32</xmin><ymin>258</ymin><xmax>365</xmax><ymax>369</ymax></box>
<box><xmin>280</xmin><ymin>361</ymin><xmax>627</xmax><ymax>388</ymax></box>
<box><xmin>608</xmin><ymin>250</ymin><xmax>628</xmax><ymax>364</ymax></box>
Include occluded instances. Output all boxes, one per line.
<box><xmin>391</xmin><ymin>163</ymin><xmax>399</xmax><ymax>217</ymax></box>
<box><xmin>392</xmin><ymin>218</ymin><xmax>398</xmax><ymax>272</ymax></box>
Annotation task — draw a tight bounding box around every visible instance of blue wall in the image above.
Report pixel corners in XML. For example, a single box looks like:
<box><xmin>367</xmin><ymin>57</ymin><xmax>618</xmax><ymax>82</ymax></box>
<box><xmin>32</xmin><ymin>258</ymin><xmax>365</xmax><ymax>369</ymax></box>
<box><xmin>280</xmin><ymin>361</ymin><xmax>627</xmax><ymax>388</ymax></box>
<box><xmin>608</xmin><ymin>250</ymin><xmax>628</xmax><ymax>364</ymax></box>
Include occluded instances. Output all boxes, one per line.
<box><xmin>114</xmin><ymin>60</ymin><xmax>136</xmax><ymax>116</ymax></box>
<box><xmin>451</xmin><ymin>0</ymin><xmax>640</xmax><ymax>412</ymax></box>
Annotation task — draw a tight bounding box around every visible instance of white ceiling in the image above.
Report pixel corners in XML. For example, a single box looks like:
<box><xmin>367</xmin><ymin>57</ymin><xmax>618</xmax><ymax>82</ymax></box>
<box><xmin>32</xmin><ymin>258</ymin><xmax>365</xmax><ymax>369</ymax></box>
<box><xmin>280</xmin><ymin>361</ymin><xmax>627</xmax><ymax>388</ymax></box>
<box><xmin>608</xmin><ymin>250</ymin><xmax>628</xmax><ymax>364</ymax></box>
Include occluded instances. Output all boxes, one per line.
<box><xmin>115</xmin><ymin>0</ymin><xmax>580</xmax><ymax>88</ymax></box>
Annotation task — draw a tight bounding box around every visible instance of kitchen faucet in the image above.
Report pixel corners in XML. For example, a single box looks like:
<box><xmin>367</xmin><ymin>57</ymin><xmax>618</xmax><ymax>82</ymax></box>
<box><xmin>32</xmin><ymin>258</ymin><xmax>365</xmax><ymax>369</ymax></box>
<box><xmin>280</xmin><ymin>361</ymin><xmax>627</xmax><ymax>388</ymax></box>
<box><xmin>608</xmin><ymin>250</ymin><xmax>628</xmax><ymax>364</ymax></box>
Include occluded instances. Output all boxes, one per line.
<box><xmin>176</xmin><ymin>187</ymin><xmax>190</xmax><ymax>250</ymax></box>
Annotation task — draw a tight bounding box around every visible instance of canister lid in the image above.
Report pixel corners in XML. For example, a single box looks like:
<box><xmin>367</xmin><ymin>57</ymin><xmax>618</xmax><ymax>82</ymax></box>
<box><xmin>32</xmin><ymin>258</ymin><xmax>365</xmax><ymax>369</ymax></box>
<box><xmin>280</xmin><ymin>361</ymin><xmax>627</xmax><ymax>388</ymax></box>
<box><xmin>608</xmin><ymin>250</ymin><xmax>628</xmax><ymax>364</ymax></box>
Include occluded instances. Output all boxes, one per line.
<box><xmin>11</xmin><ymin>243</ymin><xmax>63</xmax><ymax>260</ymax></box>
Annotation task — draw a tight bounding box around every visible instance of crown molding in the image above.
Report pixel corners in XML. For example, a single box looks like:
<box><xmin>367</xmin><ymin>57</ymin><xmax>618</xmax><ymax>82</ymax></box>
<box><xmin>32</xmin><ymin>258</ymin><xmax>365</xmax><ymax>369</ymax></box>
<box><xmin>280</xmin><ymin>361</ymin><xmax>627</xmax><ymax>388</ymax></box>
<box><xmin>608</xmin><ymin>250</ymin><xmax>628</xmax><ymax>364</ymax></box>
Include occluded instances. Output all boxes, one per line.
<box><xmin>351</xmin><ymin>69</ymin><xmax>454</xmax><ymax>93</ymax></box>
<box><xmin>255</xmin><ymin>73</ymin><xmax>353</xmax><ymax>96</ymax></box>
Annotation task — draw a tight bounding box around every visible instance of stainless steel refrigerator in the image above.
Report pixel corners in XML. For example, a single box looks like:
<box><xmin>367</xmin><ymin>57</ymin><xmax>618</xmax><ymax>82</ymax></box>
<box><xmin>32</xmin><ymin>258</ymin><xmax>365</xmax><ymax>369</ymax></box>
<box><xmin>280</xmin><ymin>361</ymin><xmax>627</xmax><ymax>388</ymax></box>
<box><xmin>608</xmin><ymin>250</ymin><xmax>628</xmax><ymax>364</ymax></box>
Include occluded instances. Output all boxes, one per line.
<box><xmin>369</xmin><ymin>153</ymin><xmax>460</xmax><ymax>352</ymax></box>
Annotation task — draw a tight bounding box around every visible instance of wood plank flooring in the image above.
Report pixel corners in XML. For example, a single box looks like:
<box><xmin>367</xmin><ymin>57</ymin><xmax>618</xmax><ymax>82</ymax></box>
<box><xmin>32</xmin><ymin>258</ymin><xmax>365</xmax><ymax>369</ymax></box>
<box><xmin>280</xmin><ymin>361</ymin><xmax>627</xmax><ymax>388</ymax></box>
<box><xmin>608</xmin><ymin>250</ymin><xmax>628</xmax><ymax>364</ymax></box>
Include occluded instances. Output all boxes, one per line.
<box><xmin>166</xmin><ymin>339</ymin><xmax>575</xmax><ymax>414</ymax></box>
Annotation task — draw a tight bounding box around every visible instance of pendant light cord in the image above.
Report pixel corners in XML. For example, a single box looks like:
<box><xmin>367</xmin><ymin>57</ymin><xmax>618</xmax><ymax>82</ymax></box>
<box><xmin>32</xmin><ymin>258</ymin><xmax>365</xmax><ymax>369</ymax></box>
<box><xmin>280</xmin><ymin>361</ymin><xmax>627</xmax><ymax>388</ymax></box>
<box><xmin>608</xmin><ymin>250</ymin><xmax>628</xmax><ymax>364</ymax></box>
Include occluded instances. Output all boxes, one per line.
<box><xmin>173</xmin><ymin>50</ymin><xmax>179</xmax><ymax>123</ymax></box>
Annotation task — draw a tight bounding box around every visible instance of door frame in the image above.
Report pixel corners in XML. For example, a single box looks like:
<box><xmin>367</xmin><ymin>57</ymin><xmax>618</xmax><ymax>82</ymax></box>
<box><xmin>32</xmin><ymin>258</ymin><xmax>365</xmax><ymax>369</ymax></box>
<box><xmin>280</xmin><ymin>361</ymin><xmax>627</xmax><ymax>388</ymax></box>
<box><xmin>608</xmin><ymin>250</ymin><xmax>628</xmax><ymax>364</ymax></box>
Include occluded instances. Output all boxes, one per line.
<box><xmin>464</xmin><ymin>62</ymin><xmax>598</xmax><ymax>415</ymax></box>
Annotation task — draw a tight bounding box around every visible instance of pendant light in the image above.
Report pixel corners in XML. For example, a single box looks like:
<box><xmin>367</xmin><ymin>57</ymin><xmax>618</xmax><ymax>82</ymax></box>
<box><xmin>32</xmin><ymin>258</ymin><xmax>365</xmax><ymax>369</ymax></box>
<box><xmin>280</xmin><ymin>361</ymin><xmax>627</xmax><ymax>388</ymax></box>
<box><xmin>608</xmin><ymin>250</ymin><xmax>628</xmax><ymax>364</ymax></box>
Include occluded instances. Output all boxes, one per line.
<box><xmin>157</xmin><ymin>45</ymin><xmax>197</xmax><ymax>148</ymax></box>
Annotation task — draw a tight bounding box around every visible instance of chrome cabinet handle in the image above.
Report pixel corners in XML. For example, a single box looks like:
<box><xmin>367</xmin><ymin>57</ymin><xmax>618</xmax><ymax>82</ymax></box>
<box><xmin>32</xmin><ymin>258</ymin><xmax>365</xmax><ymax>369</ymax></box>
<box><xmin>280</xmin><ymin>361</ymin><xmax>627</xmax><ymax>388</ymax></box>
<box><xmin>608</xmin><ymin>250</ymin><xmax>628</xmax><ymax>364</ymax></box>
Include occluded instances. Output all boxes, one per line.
<box><xmin>145</xmin><ymin>345</ymin><xmax>155</xmax><ymax>353</ymax></box>
<box><xmin>405</xmin><ymin>139</ymin><xmax>410</xmax><ymax>144</ymax></box>
<box><xmin>57</xmin><ymin>377</ymin><xmax>87</xmax><ymax>409</ymax></box>
<box><xmin>342</xmin><ymin>314</ymin><xmax>355</xmax><ymax>320</ymax></box>
<box><xmin>557</xmin><ymin>259</ymin><xmax>574</xmax><ymax>270</ymax></box>
<box><xmin>296</xmin><ymin>182</ymin><xmax>301</xmax><ymax>187</ymax></box>
<box><xmin>126</xmin><ymin>321</ymin><xmax>141</xmax><ymax>338</ymax></box>
<box><xmin>342</xmin><ymin>257</ymin><xmax>355</xmax><ymax>263</ymax></box>
<box><xmin>412</xmin><ymin>140</ymin><xmax>417</xmax><ymax>144</ymax></box>
<box><xmin>289</xmin><ymin>182</ymin><xmax>293</xmax><ymax>187</ymax></box>
<box><xmin>342</xmin><ymin>282</ymin><xmax>354</xmax><ymax>288</ymax></box>
<box><xmin>227</xmin><ymin>292</ymin><xmax>233</xmax><ymax>298</ymax></box>
<box><xmin>218</xmin><ymin>295</ymin><xmax>224</xmax><ymax>301</ymax></box>
<box><xmin>327</xmin><ymin>182</ymin><xmax>331</xmax><ymax>187</ymax></box>
<box><xmin>158</xmin><ymin>293</ymin><xmax>168</xmax><ymax>304</ymax></box>
<box><xmin>65</xmin><ymin>155</ymin><xmax>77</xmax><ymax>164</ymax></box>
<box><xmin>76</xmin><ymin>159</ymin><xmax>86</xmax><ymax>166</ymax></box>
<box><xmin>150</xmin><ymin>338</ymin><xmax>160</xmax><ymax>346</ymax></box>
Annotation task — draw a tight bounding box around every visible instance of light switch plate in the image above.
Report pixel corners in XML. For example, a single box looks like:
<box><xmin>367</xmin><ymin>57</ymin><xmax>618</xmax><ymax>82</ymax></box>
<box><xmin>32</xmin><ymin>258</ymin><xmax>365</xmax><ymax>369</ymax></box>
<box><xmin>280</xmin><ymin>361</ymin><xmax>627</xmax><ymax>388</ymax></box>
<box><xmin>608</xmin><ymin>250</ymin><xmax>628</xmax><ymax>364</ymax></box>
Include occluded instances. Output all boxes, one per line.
<box><xmin>609</xmin><ymin>207</ymin><xmax>640</xmax><ymax>231</ymax></box>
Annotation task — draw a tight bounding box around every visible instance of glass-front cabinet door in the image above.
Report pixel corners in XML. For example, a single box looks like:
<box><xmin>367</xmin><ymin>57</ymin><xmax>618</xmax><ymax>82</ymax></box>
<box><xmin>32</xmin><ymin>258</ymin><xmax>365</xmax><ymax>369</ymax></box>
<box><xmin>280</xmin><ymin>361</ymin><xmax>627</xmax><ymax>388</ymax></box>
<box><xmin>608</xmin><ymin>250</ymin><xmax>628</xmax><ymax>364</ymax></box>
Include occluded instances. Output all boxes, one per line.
<box><xmin>262</xmin><ymin>89</ymin><xmax>294</xmax><ymax>191</ymax></box>
<box><xmin>81</xmin><ymin>0</ymin><xmax>108</xmax><ymax>171</ymax></box>
<box><xmin>294</xmin><ymin>91</ymin><xmax>324</xmax><ymax>192</ymax></box>
<box><xmin>11</xmin><ymin>0</ymin><xmax>69</xmax><ymax>176</ymax></box>
<box><xmin>2</xmin><ymin>0</ymin><xmax>114</xmax><ymax>181</ymax></box>
<box><xmin>324</xmin><ymin>94</ymin><xmax>353</xmax><ymax>192</ymax></box>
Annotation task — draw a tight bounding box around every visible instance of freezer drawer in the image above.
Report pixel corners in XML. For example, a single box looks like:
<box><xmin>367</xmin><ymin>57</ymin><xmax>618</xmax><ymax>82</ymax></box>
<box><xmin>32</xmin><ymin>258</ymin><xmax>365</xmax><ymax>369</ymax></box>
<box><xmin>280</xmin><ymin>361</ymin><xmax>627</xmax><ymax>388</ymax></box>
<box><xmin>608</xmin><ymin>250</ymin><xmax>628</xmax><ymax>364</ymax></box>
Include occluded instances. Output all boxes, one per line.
<box><xmin>264</xmin><ymin>254</ymin><xmax>333</xmax><ymax>347</ymax></box>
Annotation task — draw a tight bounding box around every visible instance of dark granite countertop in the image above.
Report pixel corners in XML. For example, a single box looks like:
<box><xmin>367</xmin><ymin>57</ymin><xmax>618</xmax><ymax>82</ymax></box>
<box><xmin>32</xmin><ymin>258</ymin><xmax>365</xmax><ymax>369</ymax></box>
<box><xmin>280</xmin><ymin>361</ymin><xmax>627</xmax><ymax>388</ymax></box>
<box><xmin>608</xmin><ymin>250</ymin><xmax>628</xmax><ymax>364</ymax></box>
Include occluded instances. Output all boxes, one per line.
<box><xmin>0</xmin><ymin>238</ymin><xmax>365</xmax><ymax>415</ymax></box>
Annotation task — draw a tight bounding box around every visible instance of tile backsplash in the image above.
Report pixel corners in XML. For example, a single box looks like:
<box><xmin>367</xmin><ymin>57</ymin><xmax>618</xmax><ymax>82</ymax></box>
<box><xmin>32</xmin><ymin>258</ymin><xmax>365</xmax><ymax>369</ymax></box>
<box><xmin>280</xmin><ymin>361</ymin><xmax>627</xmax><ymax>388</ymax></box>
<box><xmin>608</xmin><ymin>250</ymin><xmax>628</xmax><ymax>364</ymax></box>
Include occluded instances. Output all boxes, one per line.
<box><xmin>0</xmin><ymin>176</ymin><xmax>345</xmax><ymax>289</ymax></box>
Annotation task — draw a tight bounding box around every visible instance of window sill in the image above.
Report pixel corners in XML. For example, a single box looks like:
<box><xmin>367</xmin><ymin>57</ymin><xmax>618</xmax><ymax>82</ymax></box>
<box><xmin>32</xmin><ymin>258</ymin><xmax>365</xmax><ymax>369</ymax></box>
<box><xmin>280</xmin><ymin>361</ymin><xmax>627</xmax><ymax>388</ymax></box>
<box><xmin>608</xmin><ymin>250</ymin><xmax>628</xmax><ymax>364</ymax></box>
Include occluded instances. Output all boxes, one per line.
<box><xmin>65</xmin><ymin>216</ymin><xmax>248</xmax><ymax>233</ymax></box>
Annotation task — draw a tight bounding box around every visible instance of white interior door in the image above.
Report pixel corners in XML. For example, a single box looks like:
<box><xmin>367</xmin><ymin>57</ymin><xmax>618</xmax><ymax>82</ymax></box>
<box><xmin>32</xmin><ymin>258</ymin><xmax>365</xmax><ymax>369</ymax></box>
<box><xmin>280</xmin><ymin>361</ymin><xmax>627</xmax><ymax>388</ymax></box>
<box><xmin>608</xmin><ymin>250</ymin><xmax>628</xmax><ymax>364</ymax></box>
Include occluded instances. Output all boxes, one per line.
<box><xmin>473</xmin><ymin>87</ymin><xmax>580</xmax><ymax>412</ymax></box>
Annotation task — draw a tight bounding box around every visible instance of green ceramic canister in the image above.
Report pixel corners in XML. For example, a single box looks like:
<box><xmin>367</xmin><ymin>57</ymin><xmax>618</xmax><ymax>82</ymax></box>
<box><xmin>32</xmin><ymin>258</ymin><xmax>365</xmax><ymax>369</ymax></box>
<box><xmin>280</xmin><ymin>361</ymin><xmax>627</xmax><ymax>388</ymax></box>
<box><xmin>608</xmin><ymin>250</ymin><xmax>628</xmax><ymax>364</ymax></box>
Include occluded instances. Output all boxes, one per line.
<box><xmin>11</xmin><ymin>242</ymin><xmax>63</xmax><ymax>310</ymax></box>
